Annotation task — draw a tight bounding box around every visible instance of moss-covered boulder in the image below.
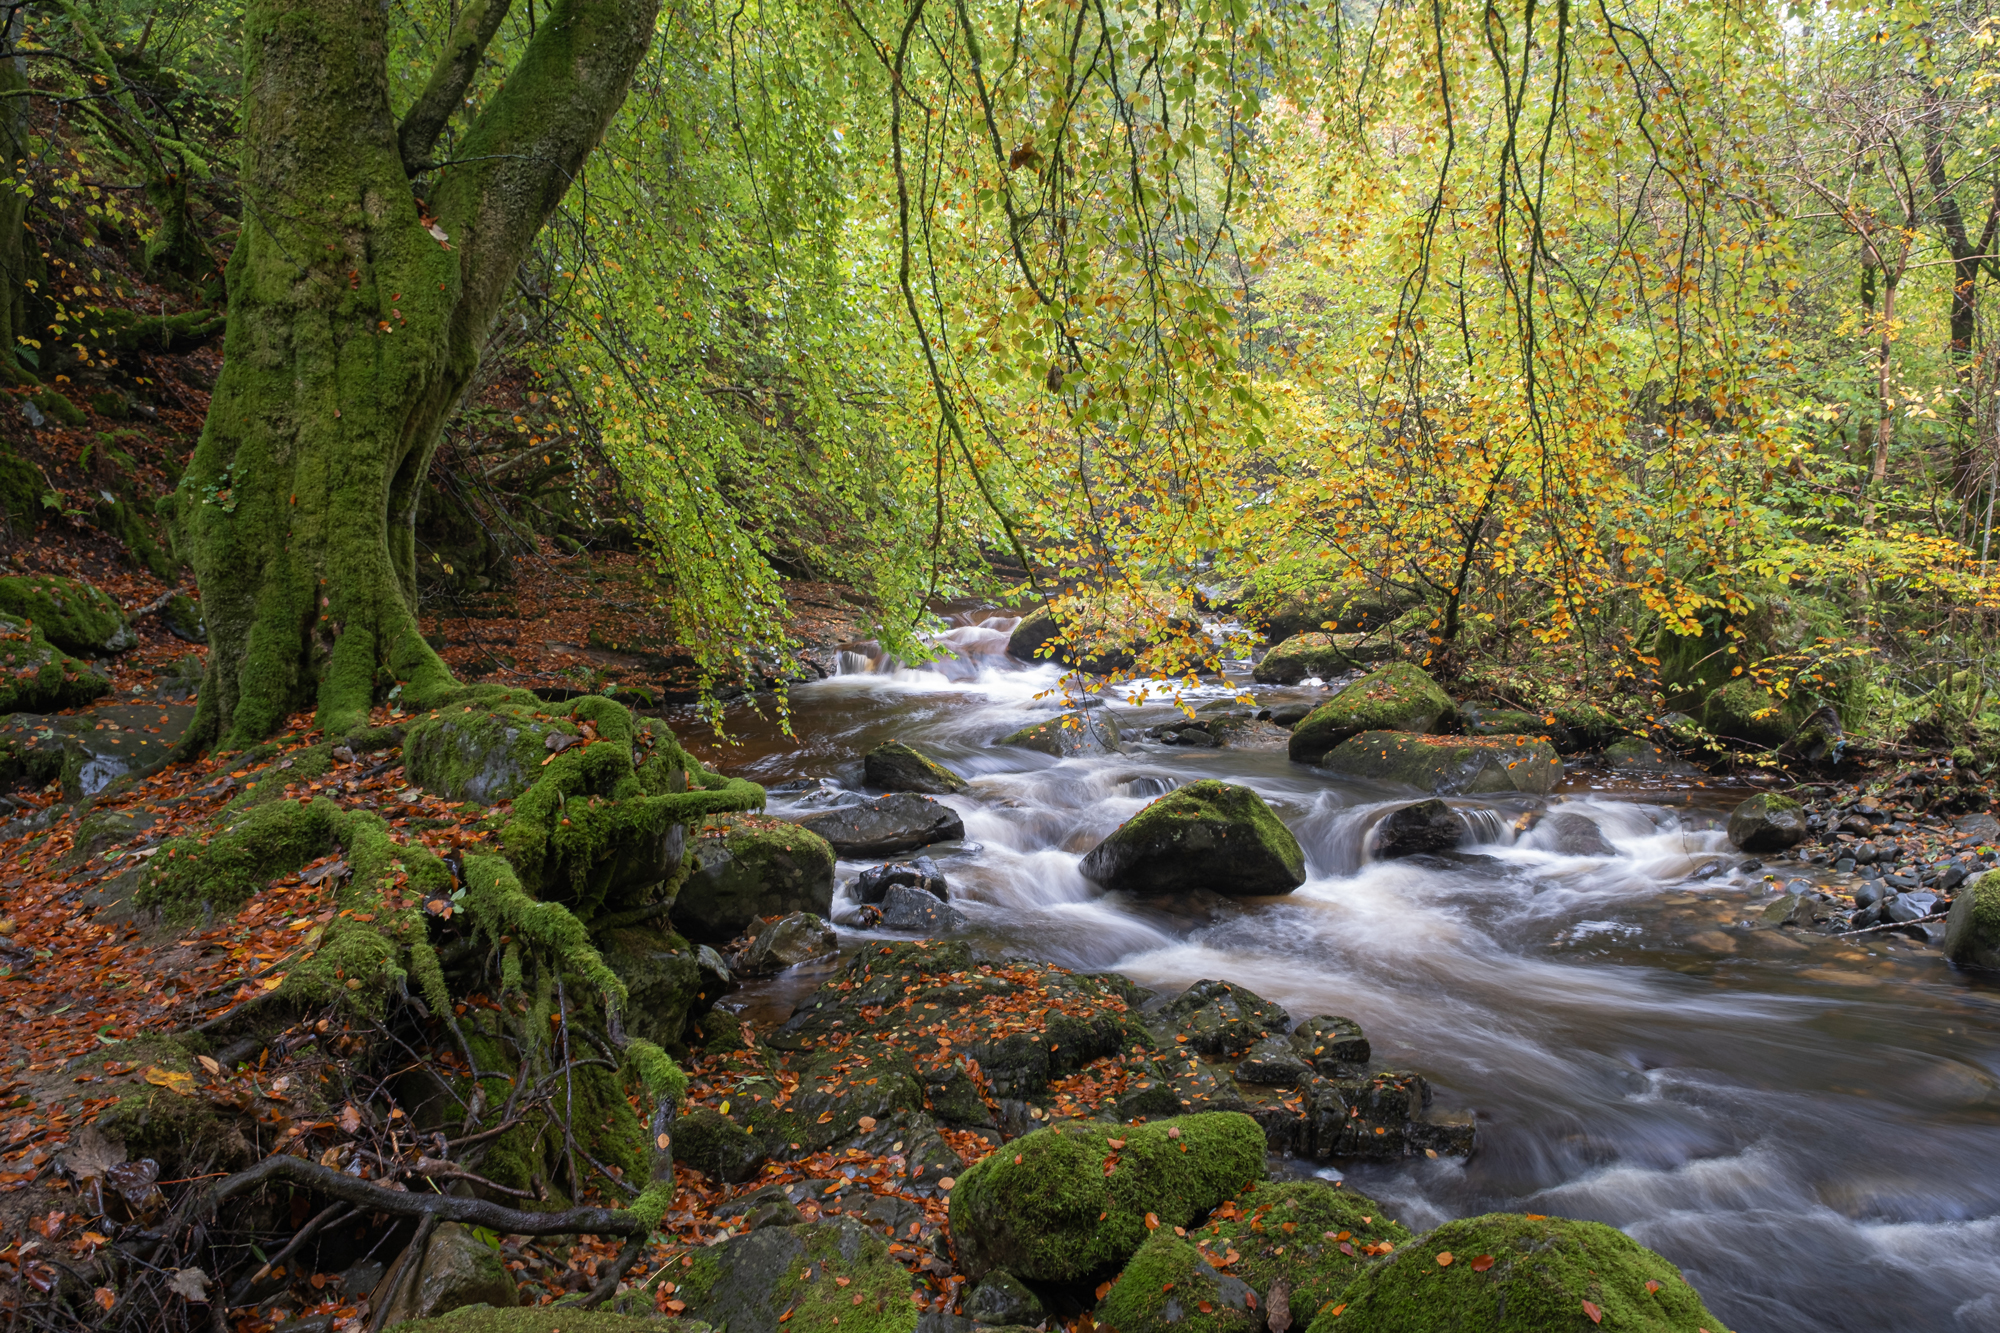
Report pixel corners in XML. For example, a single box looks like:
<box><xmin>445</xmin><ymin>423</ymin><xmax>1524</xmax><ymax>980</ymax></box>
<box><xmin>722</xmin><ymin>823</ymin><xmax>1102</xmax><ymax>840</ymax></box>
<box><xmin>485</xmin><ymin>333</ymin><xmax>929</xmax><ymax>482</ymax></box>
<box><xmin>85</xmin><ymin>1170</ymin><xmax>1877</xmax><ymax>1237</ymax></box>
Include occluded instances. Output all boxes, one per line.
<box><xmin>676</xmin><ymin>1216</ymin><xmax>919</xmax><ymax>1333</ymax></box>
<box><xmin>1156</xmin><ymin>979</ymin><xmax>1292</xmax><ymax>1056</ymax></box>
<box><xmin>160</xmin><ymin>592</ymin><xmax>206</xmax><ymax>644</ymax></box>
<box><xmin>404</xmin><ymin>707</ymin><xmax>578</xmax><ymax>803</ymax></box>
<box><xmin>386</xmin><ymin>1314</ymin><xmax>674</xmax><ymax>1333</ymax></box>
<box><xmin>594</xmin><ymin>923</ymin><xmax>703</xmax><ymax>1049</ymax></box>
<box><xmin>1080</xmin><ymin>780</ymin><xmax>1306</xmax><ymax>897</ymax></box>
<box><xmin>0</xmin><ymin>614</ymin><xmax>109</xmax><ymax>715</ymax></box>
<box><xmin>375</xmin><ymin>1222</ymin><xmax>518</xmax><ymax>1326</ymax></box>
<box><xmin>1098</xmin><ymin>1180</ymin><xmax>1412</xmax><ymax>1333</ymax></box>
<box><xmin>1461</xmin><ymin>707</ymin><xmax>1547</xmax><ymax>737</ymax></box>
<box><xmin>675</xmin><ymin>1106</ymin><xmax>770</xmax><ymax>1182</ymax></box>
<box><xmin>1000</xmin><ymin>708</ymin><xmax>1122</xmax><ymax>757</ymax></box>
<box><xmin>863</xmin><ymin>740</ymin><xmax>968</xmax><ymax>794</ymax></box>
<box><xmin>949</xmin><ymin>1112</ymin><xmax>1268</xmax><ymax>1283</ymax></box>
<box><xmin>1288</xmin><ymin>663</ymin><xmax>1453</xmax><ymax>765</ymax></box>
<box><xmin>675</xmin><ymin>813</ymin><xmax>837</xmax><ymax>943</ymax></box>
<box><xmin>1724</xmin><ymin>792</ymin><xmax>1805</xmax><ymax>853</ymax></box>
<box><xmin>1254</xmin><ymin>632</ymin><xmax>1384</xmax><ymax>686</ymax></box>
<box><xmin>1698</xmin><ymin>677</ymin><xmax>1801</xmax><ymax>748</ymax></box>
<box><xmin>1314</xmin><ymin>1212</ymin><xmax>1727</xmax><ymax>1333</ymax></box>
<box><xmin>0</xmin><ymin>575</ymin><xmax>133</xmax><ymax>656</ymax></box>
<box><xmin>1945</xmin><ymin>869</ymin><xmax>2000</xmax><ymax>971</ymax></box>
<box><xmin>1602</xmin><ymin>736</ymin><xmax>1693</xmax><ymax>773</ymax></box>
<box><xmin>1320</xmin><ymin>731</ymin><xmax>1562</xmax><ymax>796</ymax></box>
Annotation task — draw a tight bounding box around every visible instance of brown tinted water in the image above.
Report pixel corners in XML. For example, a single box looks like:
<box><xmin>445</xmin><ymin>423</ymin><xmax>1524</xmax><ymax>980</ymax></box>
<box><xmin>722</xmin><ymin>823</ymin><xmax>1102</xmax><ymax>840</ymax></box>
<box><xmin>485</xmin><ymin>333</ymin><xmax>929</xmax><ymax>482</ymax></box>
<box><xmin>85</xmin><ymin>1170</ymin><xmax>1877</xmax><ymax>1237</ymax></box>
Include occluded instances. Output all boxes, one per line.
<box><xmin>675</xmin><ymin>627</ymin><xmax>2000</xmax><ymax>1333</ymax></box>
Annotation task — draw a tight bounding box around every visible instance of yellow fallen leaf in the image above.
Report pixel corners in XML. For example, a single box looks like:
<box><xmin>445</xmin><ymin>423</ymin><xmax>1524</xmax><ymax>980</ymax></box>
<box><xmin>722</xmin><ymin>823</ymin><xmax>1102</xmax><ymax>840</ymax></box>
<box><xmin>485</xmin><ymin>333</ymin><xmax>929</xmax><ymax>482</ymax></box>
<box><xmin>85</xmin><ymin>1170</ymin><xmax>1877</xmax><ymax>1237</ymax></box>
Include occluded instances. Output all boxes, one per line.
<box><xmin>143</xmin><ymin>1066</ymin><xmax>194</xmax><ymax>1096</ymax></box>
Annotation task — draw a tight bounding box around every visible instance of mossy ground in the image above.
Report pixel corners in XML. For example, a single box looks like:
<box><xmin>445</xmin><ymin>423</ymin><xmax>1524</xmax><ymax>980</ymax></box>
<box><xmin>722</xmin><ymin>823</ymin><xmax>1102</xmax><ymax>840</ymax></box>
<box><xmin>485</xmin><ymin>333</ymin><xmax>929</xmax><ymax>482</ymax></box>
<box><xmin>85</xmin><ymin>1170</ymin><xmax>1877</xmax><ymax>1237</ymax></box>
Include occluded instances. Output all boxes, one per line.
<box><xmin>948</xmin><ymin>1112</ymin><xmax>1268</xmax><ymax>1283</ymax></box>
<box><xmin>1313</xmin><ymin>1212</ymin><xmax>1729</xmax><ymax>1333</ymax></box>
<box><xmin>1288</xmin><ymin>663</ymin><xmax>1453</xmax><ymax>765</ymax></box>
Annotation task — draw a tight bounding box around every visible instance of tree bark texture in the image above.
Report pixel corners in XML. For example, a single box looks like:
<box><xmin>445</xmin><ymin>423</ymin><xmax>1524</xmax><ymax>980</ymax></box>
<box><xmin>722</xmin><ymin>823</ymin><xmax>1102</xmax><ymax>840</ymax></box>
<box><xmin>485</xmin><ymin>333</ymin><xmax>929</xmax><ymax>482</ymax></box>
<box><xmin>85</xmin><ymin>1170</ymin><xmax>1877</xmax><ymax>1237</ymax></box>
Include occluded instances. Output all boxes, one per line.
<box><xmin>181</xmin><ymin>0</ymin><xmax>658</xmax><ymax>746</ymax></box>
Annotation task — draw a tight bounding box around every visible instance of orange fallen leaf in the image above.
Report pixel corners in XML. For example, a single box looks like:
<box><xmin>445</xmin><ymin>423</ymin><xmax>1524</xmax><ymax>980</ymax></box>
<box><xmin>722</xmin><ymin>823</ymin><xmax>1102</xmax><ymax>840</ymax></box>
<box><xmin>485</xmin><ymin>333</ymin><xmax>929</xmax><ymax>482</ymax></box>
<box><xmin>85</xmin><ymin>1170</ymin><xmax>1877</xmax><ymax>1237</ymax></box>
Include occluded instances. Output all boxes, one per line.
<box><xmin>1145</xmin><ymin>1213</ymin><xmax>1161</xmax><ymax>1230</ymax></box>
<box><xmin>1646</xmin><ymin>1280</ymin><xmax>1661</xmax><ymax>1293</ymax></box>
<box><xmin>1436</xmin><ymin>1252</ymin><xmax>1453</xmax><ymax>1267</ymax></box>
<box><xmin>1470</xmin><ymin>1256</ymin><xmax>1494</xmax><ymax>1272</ymax></box>
<box><xmin>1582</xmin><ymin>1300</ymin><xmax>1602</xmax><ymax>1324</ymax></box>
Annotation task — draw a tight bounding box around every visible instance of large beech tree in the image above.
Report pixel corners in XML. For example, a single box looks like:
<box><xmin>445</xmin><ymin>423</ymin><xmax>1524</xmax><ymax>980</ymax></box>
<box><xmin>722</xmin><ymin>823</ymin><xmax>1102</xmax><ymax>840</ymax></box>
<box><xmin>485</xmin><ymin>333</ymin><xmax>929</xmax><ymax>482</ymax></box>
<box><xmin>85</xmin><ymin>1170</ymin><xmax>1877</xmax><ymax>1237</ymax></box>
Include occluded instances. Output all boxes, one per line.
<box><xmin>180</xmin><ymin>0</ymin><xmax>657</xmax><ymax>746</ymax></box>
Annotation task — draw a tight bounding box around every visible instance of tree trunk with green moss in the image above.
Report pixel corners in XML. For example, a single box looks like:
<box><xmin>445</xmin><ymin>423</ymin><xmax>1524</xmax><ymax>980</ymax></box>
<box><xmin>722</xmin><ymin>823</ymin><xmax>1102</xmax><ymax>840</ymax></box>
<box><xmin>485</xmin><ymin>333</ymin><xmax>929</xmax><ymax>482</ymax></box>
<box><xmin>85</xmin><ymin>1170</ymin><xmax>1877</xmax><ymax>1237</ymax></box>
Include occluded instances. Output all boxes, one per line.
<box><xmin>181</xmin><ymin>0</ymin><xmax>657</xmax><ymax>747</ymax></box>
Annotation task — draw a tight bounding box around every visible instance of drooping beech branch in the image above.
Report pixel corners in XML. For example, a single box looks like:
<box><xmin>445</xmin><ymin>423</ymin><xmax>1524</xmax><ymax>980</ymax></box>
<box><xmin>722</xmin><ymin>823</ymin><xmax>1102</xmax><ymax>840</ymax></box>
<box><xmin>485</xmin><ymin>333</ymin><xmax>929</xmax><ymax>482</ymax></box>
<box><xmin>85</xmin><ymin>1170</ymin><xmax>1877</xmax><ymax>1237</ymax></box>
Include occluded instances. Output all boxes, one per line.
<box><xmin>397</xmin><ymin>0</ymin><xmax>514</xmax><ymax>175</ymax></box>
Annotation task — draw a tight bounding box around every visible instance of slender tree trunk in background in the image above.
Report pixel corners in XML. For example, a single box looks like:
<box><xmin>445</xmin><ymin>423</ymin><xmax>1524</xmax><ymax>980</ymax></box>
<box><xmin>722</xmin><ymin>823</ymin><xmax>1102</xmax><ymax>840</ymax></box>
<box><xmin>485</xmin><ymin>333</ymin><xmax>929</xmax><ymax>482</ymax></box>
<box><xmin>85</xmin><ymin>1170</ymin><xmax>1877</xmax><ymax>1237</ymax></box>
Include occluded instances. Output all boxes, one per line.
<box><xmin>0</xmin><ymin>13</ymin><xmax>32</xmax><ymax>377</ymax></box>
<box><xmin>1920</xmin><ymin>91</ymin><xmax>1997</xmax><ymax>504</ymax></box>
<box><xmin>1874</xmin><ymin>275</ymin><xmax>1895</xmax><ymax>491</ymax></box>
<box><xmin>180</xmin><ymin>0</ymin><xmax>658</xmax><ymax>748</ymax></box>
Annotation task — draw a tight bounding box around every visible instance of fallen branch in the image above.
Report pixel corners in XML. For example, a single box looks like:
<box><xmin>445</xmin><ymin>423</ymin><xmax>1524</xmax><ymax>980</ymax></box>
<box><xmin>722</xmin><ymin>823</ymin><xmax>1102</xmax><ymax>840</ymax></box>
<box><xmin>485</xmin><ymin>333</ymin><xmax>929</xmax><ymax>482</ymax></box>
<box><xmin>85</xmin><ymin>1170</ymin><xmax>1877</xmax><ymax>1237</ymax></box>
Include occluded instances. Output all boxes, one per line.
<box><xmin>1836</xmin><ymin>910</ymin><xmax>1948</xmax><ymax>938</ymax></box>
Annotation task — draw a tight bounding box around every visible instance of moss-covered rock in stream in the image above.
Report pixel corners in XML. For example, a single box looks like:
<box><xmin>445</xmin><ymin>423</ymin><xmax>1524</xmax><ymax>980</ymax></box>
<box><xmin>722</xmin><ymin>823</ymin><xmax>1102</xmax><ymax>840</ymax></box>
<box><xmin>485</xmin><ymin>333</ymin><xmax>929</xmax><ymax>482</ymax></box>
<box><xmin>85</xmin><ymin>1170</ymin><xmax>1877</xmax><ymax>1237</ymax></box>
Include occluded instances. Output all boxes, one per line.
<box><xmin>950</xmin><ymin>1112</ymin><xmax>1268</xmax><ymax>1282</ymax></box>
<box><xmin>674</xmin><ymin>812</ymin><xmax>837</xmax><ymax>943</ymax></box>
<box><xmin>1154</xmin><ymin>979</ymin><xmax>1294</xmax><ymax>1056</ymax></box>
<box><xmin>999</xmin><ymin>708</ymin><xmax>1122</xmax><ymax>757</ymax></box>
<box><xmin>1288</xmin><ymin>663</ymin><xmax>1453</xmax><ymax>765</ymax></box>
<box><xmin>0</xmin><ymin>614</ymin><xmax>109</xmax><ymax>716</ymax></box>
<box><xmin>1080</xmin><ymin>780</ymin><xmax>1305</xmax><ymax>897</ymax></box>
<box><xmin>1319</xmin><ymin>731</ymin><xmax>1562</xmax><ymax>796</ymax></box>
<box><xmin>1945</xmin><ymin>869</ymin><xmax>2000</xmax><ymax>971</ymax></box>
<box><xmin>864</xmin><ymin>740</ymin><xmax>968</xmax><ymax>794</ymax></box>
<box><xmin>1097</xmin><ymin>1180</ymin><xmax>1412</xmax><ymax>1333</ymax></box>
<box><xmin>1253</xmin><ymin>632</ymin><xmax>1389</xmax><ymax>686</ymax></box>
<box><xmin>1699</xmin><ymin>677</ymin><xmax>1802</xmax><ymax>748</ymax></box>
<box><xmin>0</xmin><ymin>575</ymin><xmax>134</xmax><ymax>656</ymax></box>
<box><xmin>1725</xmin><ymin>792</ymin><xmax>1805</xmax><ymax>853</ymax></box>
<box><xmin>675</xmin><ymin>1216</ymin><xmax>919</xmax><ymax>1333</ymax></box>
<box><xmin>1313</xmin><ymin>1212</ymin><xmax>1728</xmax><ymax>1333</ymax></box>
<box><xmin>1007</xmin><ymin>609</ymin><xmax>1138</xmax><ymax>675</ymax></box>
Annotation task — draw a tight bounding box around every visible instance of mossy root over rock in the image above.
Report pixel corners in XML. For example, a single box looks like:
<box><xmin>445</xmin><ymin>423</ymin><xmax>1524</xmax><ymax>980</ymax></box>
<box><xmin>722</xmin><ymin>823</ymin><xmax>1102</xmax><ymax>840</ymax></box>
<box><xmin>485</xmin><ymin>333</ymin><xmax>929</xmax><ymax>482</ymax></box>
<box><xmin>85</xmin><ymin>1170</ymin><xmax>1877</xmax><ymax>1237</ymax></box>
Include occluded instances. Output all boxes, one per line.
<box><xmin>949</xmin><ymin>1111</ymin><xmax>1268</xmax><ymax>1284</ymax></box>
<box><xmin>0</xmin><ymin>574</ymin><xmax>135</xmax><ymax>656</ymax></box>
<box><xmin>1288</xmin><ymin>663</ymin><xmax>1453</xmax><ymax>765</ymax></box>
<box><xmin>1080</xmin><ymin>779</ymin><xmax>1305</xmax><ymax>897</ymax></box>
<box><xmin>1313</xmin><ymin>1212</ymin><xmax>1729</xmax><ymax>1333</ymax></box>
<box><xmin>676</xmin><ymin>1216</ymin><xmax>919</xmax><ymax>1333</ymax></box>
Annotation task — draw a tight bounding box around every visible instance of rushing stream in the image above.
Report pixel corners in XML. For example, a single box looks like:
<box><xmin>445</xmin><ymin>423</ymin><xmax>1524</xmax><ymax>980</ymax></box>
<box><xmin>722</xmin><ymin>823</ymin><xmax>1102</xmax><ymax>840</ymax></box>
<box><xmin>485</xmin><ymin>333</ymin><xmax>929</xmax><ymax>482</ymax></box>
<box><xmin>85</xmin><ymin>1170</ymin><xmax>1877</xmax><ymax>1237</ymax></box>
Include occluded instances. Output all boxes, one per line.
<box><xmin>677</xmin><ymin>612</ymin><xmax>2000</xmax><ymax>1333</ymax></box>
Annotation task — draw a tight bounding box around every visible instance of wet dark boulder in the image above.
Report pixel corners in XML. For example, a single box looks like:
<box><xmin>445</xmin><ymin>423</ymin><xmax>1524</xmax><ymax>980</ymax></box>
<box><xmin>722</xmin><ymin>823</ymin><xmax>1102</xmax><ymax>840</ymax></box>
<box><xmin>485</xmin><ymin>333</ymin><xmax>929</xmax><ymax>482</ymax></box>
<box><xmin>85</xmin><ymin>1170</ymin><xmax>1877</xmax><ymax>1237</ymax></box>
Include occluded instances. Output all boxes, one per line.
<box><xmin>1292</xmin><ymin>1014</ymin><xmax>1370</xmax><ymax>1069</ymax></box>
<box><xmin>1288</xmin><ymin>662</ymin><xmax>1454</xmax><ymax>765</ymax></box>
<box><xmin>674</xmin><ymin>1106</ymin><xmax>769</xmax><ymax>1183</ymax></box>
<box><xmin>1546</xmin><ymin>811</ymin><xmax>1617</xmax><ymax>857</ymax></box>
<box><xmin>737</xmin><ymin>912</ymin><xmax>838</xmax><ymax>975</ymax></box>
<box><xmin>1157</xmin><ymin>979</ymin><xmax>1293</xmax><ymax>1056</ymax></box>
<box><xmin>1080</xmin><ymin>779</ymin><xmax>1305</xmax><ymax>897</ymax></box>
<box><xmin>676</xmin><ymin>813</ymin><xmax>837</xmax><ymax>943</ymax></box>
<box><xmin>879</xmin><ymin>882</ymin><xmax>967</xmax><ymax>933</ymax></box>
<box><xmin>853</xmin><ymin>855</ymin><xmax>949</xmax><ymax>904</ymax></box>
<box><xmin>1370</xmin><ymin>799</ymin><xmax>1463</xmax><ymax>859</ymax></box>
<box><xmin>1252</xmin><ymin>632</ymin><xmax>1388</xmax><ymax>686</ymax></box>
<box><xmin>1005</xmin><ymin>609</ymin><xmax>1138</xmax><ymax>675</ymax></box>
<box><xmin>1726</xmin><ymin>792</ymin><xmax>1807</xmax><ymax>853</ymax></box>
<box><xmin>967</xmin><ymin>1272</ymin><xmax>1045</xmax><ymax>1328</ymax></box>
<box><xmin>793</xmin><ymin>792</ymin><xmax>965</xmax><ymax>856</ymax></box>
<box><xmin>594</xmin><ymin>923</ymin><xmax>704</xmax><ymax>1049</ymax></box>
<box><xmin>864</xmin><ymin>740</ymin><xmax>968</xmax><ymax>795</ymax></box>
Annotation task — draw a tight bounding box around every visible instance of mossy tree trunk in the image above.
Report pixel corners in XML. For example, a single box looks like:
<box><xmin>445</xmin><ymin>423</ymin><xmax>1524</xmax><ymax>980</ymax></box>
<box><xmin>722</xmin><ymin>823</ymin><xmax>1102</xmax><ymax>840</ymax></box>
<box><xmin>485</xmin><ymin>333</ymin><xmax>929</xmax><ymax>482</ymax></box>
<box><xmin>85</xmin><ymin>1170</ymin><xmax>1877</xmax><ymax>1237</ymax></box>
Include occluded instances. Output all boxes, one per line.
<box><xmin>182</xmin><ymin>0</ymin><xmax>658</xmax><ymax>747</ymax></box>
<box><xmin>0</xmin><ymin>15</ymin><xmax>33</xmax><ymax>377</ymax></box>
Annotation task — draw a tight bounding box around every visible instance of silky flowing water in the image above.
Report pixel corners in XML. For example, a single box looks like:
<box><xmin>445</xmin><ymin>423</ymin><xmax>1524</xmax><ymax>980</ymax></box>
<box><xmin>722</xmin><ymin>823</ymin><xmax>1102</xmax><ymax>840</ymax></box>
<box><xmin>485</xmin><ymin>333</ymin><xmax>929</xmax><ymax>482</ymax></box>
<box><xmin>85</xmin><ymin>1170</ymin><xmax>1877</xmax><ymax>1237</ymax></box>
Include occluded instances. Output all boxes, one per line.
<box><xmin>677</xmin><ymin>614</ymin><xmax>2000</xmax><ymax>1333</ymax></box>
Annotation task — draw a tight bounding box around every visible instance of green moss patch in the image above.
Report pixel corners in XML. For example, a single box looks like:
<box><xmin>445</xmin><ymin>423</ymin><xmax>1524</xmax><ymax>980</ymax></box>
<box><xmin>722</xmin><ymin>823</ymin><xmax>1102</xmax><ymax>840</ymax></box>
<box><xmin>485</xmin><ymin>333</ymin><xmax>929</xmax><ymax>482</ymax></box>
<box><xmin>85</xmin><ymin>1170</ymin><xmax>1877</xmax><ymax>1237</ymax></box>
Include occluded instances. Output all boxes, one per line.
<box><xmin>676</xmin><ymin>1217</ymin><xmax>919</xmax><ymax>1333</ymax></box>
<box><xmin>1315</xmin><ymin>1212</ymin><xmax>1728</xmax><ymax>1333</ymax></box>
<box><xmin>0</xmin><ymin>613</ymin><xmax>109</xmax><ymax>714</ymax></box>
<box><xmin>675</xmin><ymin>812</ymin><xmax>836</xmax><ymax>943</ymax></box>
<box><xmin>1945</xmin><ymin>868</ymin><xmax>2000</xmax><ymax>971</ymax></box>
<box><xmin>949</xmin><ymin>1111</ymin><xmax>1268</xmax><ymax>1283</ymax></box>
<box><xmin>1288</xmin><ymin>663</ymin><xmax>1453</xmax><ymax>765</ymax></box>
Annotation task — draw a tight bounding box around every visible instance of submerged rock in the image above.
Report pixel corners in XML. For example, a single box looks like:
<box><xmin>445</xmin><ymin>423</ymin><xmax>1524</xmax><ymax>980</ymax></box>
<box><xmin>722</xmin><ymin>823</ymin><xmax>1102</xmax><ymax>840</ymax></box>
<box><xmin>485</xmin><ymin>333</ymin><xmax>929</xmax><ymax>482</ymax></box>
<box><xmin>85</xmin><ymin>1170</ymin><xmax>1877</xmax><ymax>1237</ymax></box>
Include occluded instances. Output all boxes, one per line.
<box><xmin>738</xmin><ymin>912</ymin><xmax>838</xmax><ymax>975</ymax></box>
<box><xmin>1000</xmin><ymin>708</ymin><xmax>1122</xmax><ymax>757</ymax></box>
<box><xmin>0</xmin><ymin>575</ymin><xmax>134</xmax><ymax>656</ymax></box>
<box><xmin>1945</xmin><ymin>869</ymin><xmax>2000</xmax><ymax>970</ymax></box>
<box><xmin>864</xmin><ymin>740</ymin><xmax>968</xmax><ymax>795</ymax></box>
<box><xmin>794</xmin><ymin>792</ymin><xmax>965</xmax><ymax>856</ymax></box>
<box><xmin>1080</xmin><ymin>779</ymin><xmax>1305</xmax><ymax>897</ymax></box>
<box><xmin>676</xmin><ymin>813</ymin><xmax>837</xmax><ymax>943</ymax></box>
<box><xmin>1726</xmin><ymin>792</ymin><xmax>1806</xmax><ymax>853</ymax></box>
<box><xmin>1320</xmin><ymin>731</ymin><xmax>1561</xmax><ymax>796</ymax></box>
<box><xmin>1316</xmin><ymin>1211</ymin><xmax>1727</xmax><ymax>1333</ymax></box>
<box><xmin>1288</xmin><ymin>663</ymin><xmax>1454</xmax><ymax>765</ymax></box>
<box><xmin>949</xmin><ymin>1112</ymin><xmax>1268</xmax><ymax>1282</ymax></box>
<box><xmin>1371</xmin><ymin>800</ymin><xmax>1463</xmax><ymax>859</ymax></box>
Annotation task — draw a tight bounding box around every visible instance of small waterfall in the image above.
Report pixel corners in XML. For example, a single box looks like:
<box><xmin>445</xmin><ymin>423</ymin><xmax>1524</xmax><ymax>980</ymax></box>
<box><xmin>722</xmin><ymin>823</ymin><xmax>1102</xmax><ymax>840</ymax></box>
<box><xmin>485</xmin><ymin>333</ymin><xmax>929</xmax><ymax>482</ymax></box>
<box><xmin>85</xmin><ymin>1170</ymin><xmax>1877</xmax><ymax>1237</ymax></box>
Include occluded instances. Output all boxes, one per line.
<box><xmin>1458</xmin><ymin>806</ymin><xmax>1512</xmax><ymax>846</ymax></box>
